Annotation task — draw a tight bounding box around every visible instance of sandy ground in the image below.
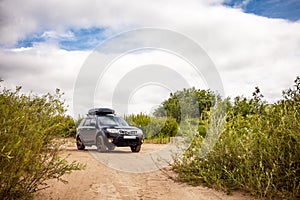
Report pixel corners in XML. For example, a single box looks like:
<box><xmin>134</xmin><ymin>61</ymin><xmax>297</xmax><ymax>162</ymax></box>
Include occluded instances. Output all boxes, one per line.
<box><xmin>35</xmin><ymin>142</ymin><xmax>253</xmax><ymax>200</ymax></box>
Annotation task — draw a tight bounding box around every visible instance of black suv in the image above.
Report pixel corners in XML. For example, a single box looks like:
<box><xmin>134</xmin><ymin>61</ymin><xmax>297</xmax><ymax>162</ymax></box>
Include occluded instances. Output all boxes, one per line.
<box><xmin>76</xmin><ymin>108</ymin><xmax>143</xmax><ymax>152</ymax></box>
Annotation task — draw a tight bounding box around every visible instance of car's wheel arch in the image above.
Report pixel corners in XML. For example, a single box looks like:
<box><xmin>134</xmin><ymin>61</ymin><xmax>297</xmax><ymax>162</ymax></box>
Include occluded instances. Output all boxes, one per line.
<box><xmin>95</xmin><ymin>131</ymin><xmax>106</xmax><ymax>141</ymax></box>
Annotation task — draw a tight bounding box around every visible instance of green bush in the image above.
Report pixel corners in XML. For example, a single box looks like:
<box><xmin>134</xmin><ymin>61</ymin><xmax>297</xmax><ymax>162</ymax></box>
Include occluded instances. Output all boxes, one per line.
<box><xmin>49</xmin><ymin>115</ymin><xmax>76</xmax><ymax>138</ymax></box>
<box><xmin>0</xmin><ymin>84</ymin><xmax>84</xmax><ymax>200</ymax></box>
<box><xmin>173</xmin><ymin>77</ymin><xmax>300</xmax><ymax>199</ymax></box>
<box><xmin>125</xmin><ymin>113</ymin><xmax>151</xmax><ymax>127</ymax></box>
<box><xmin>126</xmin><ymin>114</ymin><xmax>178</xmax><ymax>143</ymax></box>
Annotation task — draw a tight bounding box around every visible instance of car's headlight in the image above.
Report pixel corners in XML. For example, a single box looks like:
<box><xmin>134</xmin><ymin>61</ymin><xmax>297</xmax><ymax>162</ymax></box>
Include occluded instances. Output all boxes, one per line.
<box><xmin>106</xmin><ymin>128</ymin><xmax>119</xmax><ymax>133</ymax></box>
<box><xmin>137</xmin><ymin>129</ymin><xmax>143</xmax><ymax>135</ymax></box>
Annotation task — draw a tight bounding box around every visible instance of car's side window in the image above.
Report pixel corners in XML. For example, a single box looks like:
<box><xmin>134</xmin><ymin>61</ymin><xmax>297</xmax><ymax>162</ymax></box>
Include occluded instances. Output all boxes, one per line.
<box><xmin>90</xmin><ymin>119</ymin><xmax>96</xmax><ymax>127</ymax></box>
<box><xmin>79</xmin><ymin>119</ymin><xmax>85</xmax><ymax>127</ymax></box>
<box><xmin>83</xmin><ymin>118</ymin><xmax>96</xmax><ymax>127</ymax></box>
<box><xmin>83</xmin><ymin>119</ymin><xmax>91</xmax><ymax>126</ymax></box>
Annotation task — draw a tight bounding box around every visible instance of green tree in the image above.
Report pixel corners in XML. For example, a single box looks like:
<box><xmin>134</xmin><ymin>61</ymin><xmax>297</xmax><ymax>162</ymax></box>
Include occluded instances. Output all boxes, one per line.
<box><xmin>154</xmin><ymin>88</ymin><xmax>215</xmax><ymax>122</ymax></box>
<box><xmin>231</xmin><ymin>87</ymin><xmax>266</xmax><ymax>117</ymax></box>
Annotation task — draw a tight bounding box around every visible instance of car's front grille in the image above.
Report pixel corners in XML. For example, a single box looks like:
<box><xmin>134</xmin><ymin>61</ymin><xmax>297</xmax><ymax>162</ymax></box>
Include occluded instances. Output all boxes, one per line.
<box><xmin>119</xmin><ymin>130</ymin><xmax>137</xmax><ymax>135</ymax></box>
<box><xmin>129</xmin><ymin>131</ymin><xmax>137</xmax><ymax>135</ymax></box>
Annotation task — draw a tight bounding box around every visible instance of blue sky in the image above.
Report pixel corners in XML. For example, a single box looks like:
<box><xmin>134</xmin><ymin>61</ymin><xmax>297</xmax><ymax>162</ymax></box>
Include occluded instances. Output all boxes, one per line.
<box><xmin>224</xmin><ymin>0</ymin><xmax>300</xmax><ymax>21</ymax></box>
<box><xmin>16</xmin><ymin>27</ymin><xmax>106</xmax><ymax>51</ymax></box>
<box><xmin>59</xmin><ymin>28</ymin><xmax>106</xmax><ymax>50</ymax></box>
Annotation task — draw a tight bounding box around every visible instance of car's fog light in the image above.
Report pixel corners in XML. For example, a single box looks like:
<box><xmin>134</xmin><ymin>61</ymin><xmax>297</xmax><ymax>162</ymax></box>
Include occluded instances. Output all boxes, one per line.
<box><xmin>108</xmin><ymin>138</ymin><xmax>113</xmax><ymax>143</ymax></box>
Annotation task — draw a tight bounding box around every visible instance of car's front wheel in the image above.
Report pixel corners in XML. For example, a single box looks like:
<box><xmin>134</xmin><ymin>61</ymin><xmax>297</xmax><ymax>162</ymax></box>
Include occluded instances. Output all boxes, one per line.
<box><xmin>96</xmin><ymin>135</ymin><xmax>107</xmax><ymax>152</ymax></box>
<box><xmin>107</xmin><ymin>144</ymin><xmax>116</xmax><ymax>151</ymax></box>
<box><xmin>130</xmin><ymin>144</ymin><xmax>141</xmax><ymax>153</ymax></box>
<box><xmin>76</xmin><ymin>137</ymin><xmax>85</xmax><ymax>150</ymax></box>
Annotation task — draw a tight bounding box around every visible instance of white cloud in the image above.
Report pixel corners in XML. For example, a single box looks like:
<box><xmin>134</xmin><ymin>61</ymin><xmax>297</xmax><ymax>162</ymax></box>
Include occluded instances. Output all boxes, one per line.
<box><xmin>92</xmin><ymin>50</ymin><xmax>207</xmax><ymax>115</ymax></box>
<box><xmin>41</xmin><ymin>31</ymin><xmax>75</xmax><ymax>41</ymax></box>
<box><xmin>1</xmin><ymin>0</ymin><xmax>300</xmax><ymax>117</ymax></box>
<box><xmin>0</xmin><ymin>43</ymin><xmax>90</xmax><ymax>116</ymax></box>
<box><xmin>233</xmin><ymin>0</ymin><xmax>252</xmax><ymax>8</ymax></box>
<box><xmin>0</xmin><ymin>0</ymin><xmax>226</xmax><ymax>46</ymax></box>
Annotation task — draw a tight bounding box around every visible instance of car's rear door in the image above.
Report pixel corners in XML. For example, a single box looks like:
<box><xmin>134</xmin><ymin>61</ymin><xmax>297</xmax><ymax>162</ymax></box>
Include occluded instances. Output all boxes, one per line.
<box><xmin>80</xmin><ymin>118</ymin><xmax>97</xmax><ymax>143</ymax></box>
<box><xmin>86</xmin><ymin>118</ymin><xmax>97</xmax><ymax>142</ymax></box>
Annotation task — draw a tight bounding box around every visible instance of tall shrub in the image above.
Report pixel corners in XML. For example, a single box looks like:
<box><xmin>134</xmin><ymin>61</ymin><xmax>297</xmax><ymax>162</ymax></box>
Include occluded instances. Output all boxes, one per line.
<box><xmin>0</xmin><ymin>84</ymin><xmax>83</xmax><ymax>199</ymax></box>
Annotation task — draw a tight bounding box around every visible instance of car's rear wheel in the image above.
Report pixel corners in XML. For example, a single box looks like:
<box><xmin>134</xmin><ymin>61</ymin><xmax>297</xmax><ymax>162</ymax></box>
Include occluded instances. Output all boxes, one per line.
<box><xmin>76</xmin><ymin>137</ymin><xmax>85</xmax><ymax>150</ymax></box>
<box><xmin>96</xmin><ymin>135</ymin><xmax>107</xmax><ymax>152</ymax></box>
<box><xmin>130</xmin><ymin>144</ymin><xmax>141</xmax><ymax>152</ymax></box>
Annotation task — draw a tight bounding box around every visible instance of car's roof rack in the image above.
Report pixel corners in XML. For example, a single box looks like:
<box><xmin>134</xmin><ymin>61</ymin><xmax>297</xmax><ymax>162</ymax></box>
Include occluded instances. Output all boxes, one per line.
<box><xmin>88</xmin><ymin>108</ymin><xmax>115</xmax><ymax>116</ymax></box>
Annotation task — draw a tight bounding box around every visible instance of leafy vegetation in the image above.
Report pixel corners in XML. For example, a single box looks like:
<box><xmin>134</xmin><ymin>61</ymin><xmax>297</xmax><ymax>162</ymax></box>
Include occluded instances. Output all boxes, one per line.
<box><xmin>172</xmin><ymin>77</ymin><xmax>300</xmax><ymax>199</ymax></box>
<box><xmin>125</xmin><ymin>89</ymin><xmax>215</xmax><ymax>143</ymax></box>
<box><xmin>154</xmin><ymin>88</ymin><xmax>216</xmax><ymax>122</ymax></box>
<box><xmin>124</xmin><ymin>77</ymin><xmax>300</xmax><ymax>198</ymax></box>
<box><xmin>0</xmin><ymin>83</ymin><xmax>84</xmax><ymax>200</ymax></box>
<box><xmin>125</xmin><ymin>113</ymin><xmax>178</xmax><ymax>144</ymax></box>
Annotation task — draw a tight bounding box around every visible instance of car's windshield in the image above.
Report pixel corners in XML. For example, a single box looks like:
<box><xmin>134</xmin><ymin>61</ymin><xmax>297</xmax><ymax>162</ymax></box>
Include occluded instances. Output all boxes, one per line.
<box><xmin>97</xmin><ymin>116</ymin><xmax>129</xmax><ymax>126</ymax></box>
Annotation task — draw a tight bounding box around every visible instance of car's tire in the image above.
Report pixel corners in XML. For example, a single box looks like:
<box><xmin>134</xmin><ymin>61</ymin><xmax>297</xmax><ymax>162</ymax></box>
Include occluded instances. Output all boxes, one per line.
<box><xmin>107</xmin><ymin>144</ymin><xmax>116</xmax><ymax>151</ymax></box>
<box><xmin>76</xmin><ymin>137</ymin><xmax>85</xmax><ymax>150</ymax></box>
<box><xmin>96</xmin><ymin>135</ymin><xmax>107</xmax><ymax>152</ymax></box>
<box><xmin>130</xmin><ymin>144</ymin><xmax>141</xmax><ymax>153</ymax></box>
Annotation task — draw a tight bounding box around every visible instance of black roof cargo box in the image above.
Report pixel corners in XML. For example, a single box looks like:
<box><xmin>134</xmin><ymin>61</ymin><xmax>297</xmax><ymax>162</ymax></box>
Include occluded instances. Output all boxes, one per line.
<box><xmin>88</xmin><ymin>108</ymin><xmax>115</xmax><ymax>116</ymax></box>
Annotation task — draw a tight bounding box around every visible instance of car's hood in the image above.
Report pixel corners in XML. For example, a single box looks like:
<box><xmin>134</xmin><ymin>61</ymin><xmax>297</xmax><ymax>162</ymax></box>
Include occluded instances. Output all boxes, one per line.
<box><xmin>102</xmin><ymin>125</ymin><xmax>141</xmax><ymax>131</ymax></box>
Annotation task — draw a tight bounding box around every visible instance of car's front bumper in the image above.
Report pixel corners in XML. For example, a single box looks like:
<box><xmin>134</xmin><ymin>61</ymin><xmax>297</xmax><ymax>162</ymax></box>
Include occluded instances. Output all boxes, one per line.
<box><xmin>108</xmin><ymin>135</ymin><xmax>143</xmax><ymax>147</ymax></box>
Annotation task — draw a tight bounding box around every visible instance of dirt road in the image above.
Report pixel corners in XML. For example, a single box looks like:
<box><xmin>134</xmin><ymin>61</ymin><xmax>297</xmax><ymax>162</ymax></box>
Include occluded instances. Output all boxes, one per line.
<box><xmin>35</xmin><ymin>143</ymin><xmax>252</xmax><ymax>200</ymax></box>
